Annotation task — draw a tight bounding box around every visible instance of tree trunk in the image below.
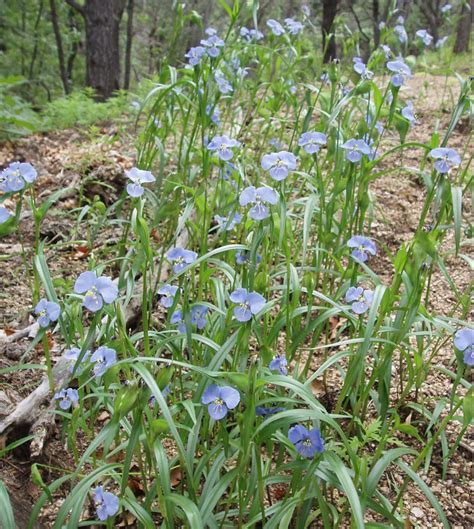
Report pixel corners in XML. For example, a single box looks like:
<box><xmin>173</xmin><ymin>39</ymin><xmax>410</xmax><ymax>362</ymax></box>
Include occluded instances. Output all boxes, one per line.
<box><xmin>322</xmin><ymin>0</ymin><xmax>339</xmax><ymax>63</ymax></box>
<box><xmin>28</xmin><ymin>0</ymin><xmax>45</xmax><ymax>81</ymax></box>
<box><xmin>454</xmin><ymin>0</ymin><xmax>472</xmax><ymax>53</ymax></box>
<box><xmin>49</xmin><ymin>0</ymin><xmax>71</xmax><ymax>94</ymax></box>
<box><xmin>123</xmin><ymin>0</ymin><xmax>134</xmax><ymax>89</ymax></box>
<box><xmin>65</xmin><ymin>0</ymin><xmax>126</xmax><ymax>100</ymax></box>
<box><xmin>373</xmin><ymin>0</ymin><xmax>380</xmax><ymax>47</ymax></box>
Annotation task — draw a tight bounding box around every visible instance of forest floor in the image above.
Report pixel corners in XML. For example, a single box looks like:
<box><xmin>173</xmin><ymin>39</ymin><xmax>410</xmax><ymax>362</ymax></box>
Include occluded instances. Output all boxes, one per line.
<box><xmin>0</xmin><ymin>73</ymin><xmax>472</xmax><ymax>528</ymax></box>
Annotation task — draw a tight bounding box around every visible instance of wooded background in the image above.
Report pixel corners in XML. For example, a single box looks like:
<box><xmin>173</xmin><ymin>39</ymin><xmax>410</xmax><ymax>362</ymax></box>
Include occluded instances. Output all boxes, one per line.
<box><xmin>0</xmin><ymin>0</ymin><xmax>471</xmax><ymax>102</ymax></box>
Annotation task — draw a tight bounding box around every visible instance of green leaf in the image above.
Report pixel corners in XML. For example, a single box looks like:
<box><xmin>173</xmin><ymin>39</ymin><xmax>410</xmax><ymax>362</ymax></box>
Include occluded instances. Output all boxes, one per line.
<box><xmin>396</xmin><ymin>462</ymin><xmax>449</xmax><ymax>528</ymax></box>
<box><xmin>166</xmin><ymin>493</ymin><xmax>203</xmax><ymax>528</ymax></box>
<box><xmin>0</xmin><ymin>480</ymin><xmax>15</xmax><ymax>529</ymax></box>
<box><xmin>324</xmin><ymin>452</ymin><xmax>365</xmax><ymax>528</ymax></box>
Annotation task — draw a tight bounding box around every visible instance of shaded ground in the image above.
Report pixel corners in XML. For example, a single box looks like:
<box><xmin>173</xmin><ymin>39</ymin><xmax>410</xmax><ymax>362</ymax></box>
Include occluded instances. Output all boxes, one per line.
<box><xmin>0</xmin><ymin>74</ymin><xmax>472</xmax><ymax>528</ymax></box>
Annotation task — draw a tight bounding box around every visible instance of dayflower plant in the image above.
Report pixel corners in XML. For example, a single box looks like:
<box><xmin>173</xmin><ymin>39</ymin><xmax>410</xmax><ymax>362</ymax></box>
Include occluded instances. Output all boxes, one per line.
<box><xmin>298</xmin><ymin>132</ymin><xmax>326</xmax><ymax>154</ymax></box>
<box><xmin>416</xmin><ymin>29</ymin><xmax>433</xmax><ymax>46</ymax></box>
<box><xmin>202</xmin><ymin>384</ymin><xmax>240</xmax><ymax>420</ymax></box>
<box><xmin>0</xmin><ymin>161</ymin><xmax>37</xmax><ymax>193</ymax></box>
<box><xmin>54</xmin><ymin>388</ymin><xmax>79</xmax><ymax>410</ymax></box>
<box><xmin>269</xmin><ymin>355</ymin><xmax>288</xmax><ymax>375</ymax></box>
<box><xmin>345</xmin><ymin>287</ymin><xmax>374</xmax><ymax>314</ymax></box>
<box><xmin>387</xmin><ymin>60</ymin><xmax>412</xmax><ymax>87</ymax></box>
<box><xmin>90</xmin><ymin>346</ymin><xmax>117</xmax><ymax>378</ymax></box>
<box><xmin>157</xmin><ymin>285</ymin><xmax>179</xmax><ymax>308</ymax></box>
<box><xmin>454</xmin><ymin>328</ymin><xmax>473</xmax><ymax>366</ymax></box>
<box><xmin>64</xmin><ymin>347</ymin><xmax>90</xmax><ymax>373</ymax></box>
<box><xmin>185</xmin><ymin>46</ymin><xmax>205</xmax><ymax>66</ymax></box>
<box><xmin>347</xmin><ymin>235</ymin><xmax>377</xmax><ymax>262</ymax></box>
<box><xmin>93</xmin><ymin>486</ymin><xmax>119</xmax><ymax>521</ymax></box>
<box><xmin>74</xmin><ymin>271</ymin><xmax>118</xmax><ymax>312</ymax></box>
<box><xmin>125</xmin><ymin>167</ymin><xmax>156</xmax><ymax>197</ymax></box>
<box><xmin>230</xmin><ymin>288</ymin><xmax>266</xmax><ymax>322</ymax></box>
<box><xmin>207</xmin><ymin>135</ymin><xmax>241</xmax><ymax>161</ymax></box>
<box><xmin>401</xmin><ymin>101</ymin><xmax>417</xmax><ymax>126</ymax></box>
<box><xmin>34</xmin><ymin>298</ymin><xmax>61</xmax><ymax>328</ymax></box>
<box><xmin>267</xmin><ymin>19</ymin><xmax>285</xmax><ymax>36</ymax></box>
<box><xmin>239</xmin><ymin>186</ymin><xmax>278</xmax><ymax>220</ymax></box>
<box><xmin>341</xmin><ymin>139</ymin><xmax>372</xmax><ymax>163</ymax></box>
<box><xmin>261</xmin><ymin>151</ymin><xmax>297</xmax><ymax>181</ymax></box>
<box><xmin>288</xmin><ymin>425</ymin><xmax>325</xmax><ymax>458</ymax></box>
<box><xmin>166</xmin><ymin>247</ymin><xmax>198</xmax><ymax>273</ymax></box>
<box><xmin>429</xmin><ymin>148</ymin><xmax>461</xmax><ymax>173</ymax></box>
<box><xmin>256</xmin><ymin>405</ymin><xmax>285</xmax><ymax>416</ymax></box>
<box><xmin>214</xmin><ymin>212</ymin><xmax>241</xmax><ymax>231</ymax></box>
<box><xmin>236</xmin><ymin>251</ymin><xmax>262</xmax><ymax>265</ymax></box>
<box><xmin>0</xmin><ymin>206</ymin><xmax>12</xmax><ymax>223</ymax></box>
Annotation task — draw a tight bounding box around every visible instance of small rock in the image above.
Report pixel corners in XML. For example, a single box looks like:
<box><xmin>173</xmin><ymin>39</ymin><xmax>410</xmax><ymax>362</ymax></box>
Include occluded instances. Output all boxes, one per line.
<box><xmin>411</xmin><ymin>506</ymin><xmax>424</xmax><ymax>518</ymax></box>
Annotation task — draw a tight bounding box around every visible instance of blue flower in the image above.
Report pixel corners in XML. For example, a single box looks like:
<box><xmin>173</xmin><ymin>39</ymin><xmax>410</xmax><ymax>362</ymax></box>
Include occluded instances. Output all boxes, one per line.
<box><xmin>387</xmin><ymin>60</ymin><xmax>412</xmax><ymax>87</ymax></box>
<box><xmin>454</xmin><ymin>328</ymin><xmax>473</xmax><ymax>366</ymax></box>
<box><xmin>230</xmin><ymin>288</ymin><xmax>266</xmax><ymax>322</ymax></box>
<box><xmin>298</xmin><ymin>132</ymin><xmax>327</xmax><ymax>154</ymax></box>
<box><xmin>240</xmin><ymin>27</ymin><xmax>263</xmax><ymax>41</ymax></box>
<box><xmin>345</xmin><ymin>286</ymin><xmax>374</xmax><ymax>314</ymax></box>
<box><xmin>166</xmin><ymin>247</ymin><xmax>198</xmax><ymax>273</ymax></box>
<box><xmin>191</xmin><ymin>305</ymin><xmax>208</xmax><ymax>330</ymax></box>
<box><xmin>235</xmin><ymin>251</ymin><xmax>262</xmax><ymax>265</ymax></box>
<box><xmin>394</xmin><ymin>24</ymin><xmax>407</xmax><ymax>44</ymax></box>
<box><xmin>90</xmin><ymin>346</ymin><xmax>116</xmax><ymax>378</ymax></box>
<box><xmin>202</xmin><ymin>384</ymin><xmax>240</xmax><ymax>420</ymax></box>
<box><xmin>215</xmin><ymin>71</ymin><xmax>233</xmax><ymax>94</ymax></box>
<box><xmin>74</xmin><ymin>271</ymin><xmax>118</xmax><ymax>312</ymax></box>
<box><xmin>267</xmin><ymin>19</ymin><xmax>285</xmax><ymax>36</ymax></box>
<box><xmin>269</xmin><ymin>355</ymin><xmax>288</xmax><ymax>375</ymax></box>
<box><xmin>353</xmin><ymin>57</ymin><xmax>367</xmax><ymax>75</ymax></box>
<box><xmin>54</xmin><ymin>388</ymin><xmax>79</xmax><ymax>410</ymax></box>
<box><xmin>341</xmin><ymin>139</ymin><xmax>372</xmax><ymax>163</ymax></box>
<box><xmin>64</xmin><ymin>347</ymin><xmax>90</xmax><ymax>373</ymax></box>
<box><xmin>185</xmin><ymin>46</ymin><xmax>206</xmax><ymax>66</ymax></box>
<box><xmin>347</xmin><ymin>235</ymin><xmax>377</xmax><ymax>262</ymax></box>
<box><xmin>157</xmin><ymin>285</ymin><xmax>179</xmax><ymax>308</ymax></box>
<box><xmin>0</xmin><ymin>162</ymin><xmax>37</xmax><ymax>193</ymax></box>
<box><xmin>125</xmin><ymin>167</ymin><xmax>155</xmax><ymax>197</ymax></box>
<box><xmin>240</xmin><ymin>186</ymin><xmax>278</xmax><ymax>220</ymax></box>
<box><xmin>441</xmin><ymin>3</ymin><xmax>452</xmax><ymax>13</ymax></box>
<box><xmin>401</xmin><ymin>101</ymin><xmax>417</xmax><ymax>126</ymax></box>
<box><xmin>381</xmin><ymin>44</ymin><xmax>391</xmax><ymax>59</ymax></box>
<box><xmin>171</xmin><ymin>309</ymin><xmax>186</xmax><ymax>333</ymax></box>
<box><xmin>285</xmin><ymin>18</ymin><xmax>304</xmax><ymax>35</ymax></box>
<box><xmin>436</xmin><ymin>36</ymin><xmax>448</xmax><ymax>49</ymax></box>
<box><xmin>256</xmin><ymin>405</ymin><xmax>285</xmax><ymax>416</ymax></box>
<box><xmin>416</xmin><ymin>29</ymin><xmax>433</xmax><ymax>46</ymax></box>
<box><xmin>214</xmin><ymin>212</ymin><xmax>241</xmax><ymax>231</ymax></box>
<box><xmin>206</xmin><ymin>104</ymin><xmax>221</xmax><ymax>125</ymax></box>
<box><xmin>34</xmin><ymin>299</ymin><xmax>61</xmax><ymax>328</ymax></box>
<box><xmin>0</xmin><ymin>206</ymin><xmax>12</xmax><ymax>223</ymax></box>
<box><xmin>261</xmin><ymin>151</ymin><xmax>297</xmax><ymax>181</ymax></box>
<box><xmin>288</xmin><ymin>425</ymin><xmax>324</xmax><ymax>458</ymax></box>
<box><xmin>200</xmin><ymin>30</ymin><xmax>224</xmax><ymax>58</ymax></box>
<box><xmin>429</xmin><ymin>148</ymin><xmax>461</xmax><ymax>173</ymax></box>
<box><xmin>207</xmin><ymin>135</ymin><xmax>241</xmax><ymax>161</ymax></box>
<box><xmin>93</xmin><ymin>486</ymin><xmax>119</xmax><ymax>521</ymax></box>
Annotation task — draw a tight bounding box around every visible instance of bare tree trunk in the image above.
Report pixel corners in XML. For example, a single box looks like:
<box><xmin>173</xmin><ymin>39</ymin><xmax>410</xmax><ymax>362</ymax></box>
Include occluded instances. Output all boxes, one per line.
<box><xmin>373</xmin><ymin>0</ymin><xmax>380</xmax><ymax>47</ymax></box>
<box><xmin>124</xmin><ymin>0</ymin><xmax>135</xmax><ymax>89</ymax></box>
<box><xmin>454</xmin><ymin>0</ymin><xmax>472</xmax><ymax>53</ymax></box>
<box><xmin>50</xmin><ymin>0</ymin><xmax>71</xmax><ymax>94</ymax></box>
<box><xmin>65</xmin><ymin>0</ymin><xmax>126</xmax><ymax>100</ymax></box>
<box><xmin>322</xmin><ymin>0</ymin><xmax>339</xmax><ymax>63</ymax></box>
<box><xmin>28</xmin><ymin>0</ymin><xmax>45</xmax><ymax>81</ymax></box>
<box><xmin>66</xmin><ymin>9</ymin><xmax>80</xmax><ymax>83</ymax></box>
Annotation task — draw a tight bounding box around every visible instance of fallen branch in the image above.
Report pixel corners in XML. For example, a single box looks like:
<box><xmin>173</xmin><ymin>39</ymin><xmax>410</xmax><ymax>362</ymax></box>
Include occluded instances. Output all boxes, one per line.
<box><xmin>0</xmin><ymin>357</ymin><xmax>70</xmax><ymax>447</ymax></box>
